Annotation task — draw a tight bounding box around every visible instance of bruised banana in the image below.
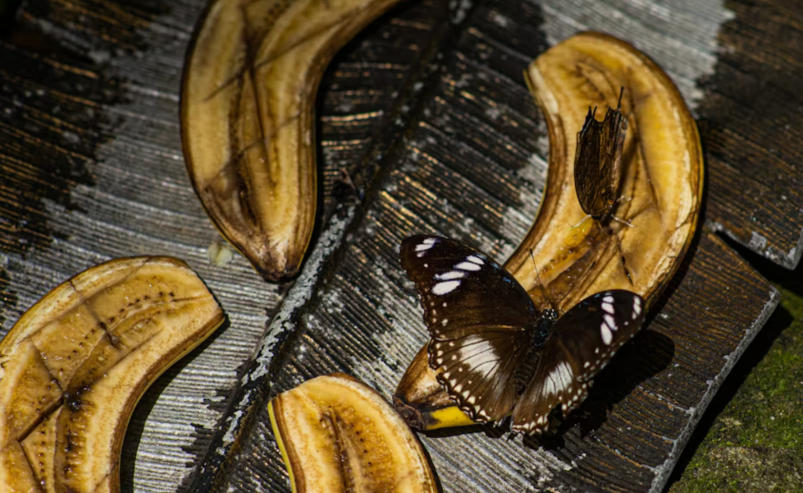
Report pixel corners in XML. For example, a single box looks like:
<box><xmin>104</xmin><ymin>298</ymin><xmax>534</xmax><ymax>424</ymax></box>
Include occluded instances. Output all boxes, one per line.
<box><xmin>269</xmin><ymin>373</ymin><xmax>437</xmax><ymax>492</ymax></box>
<box><xmin>0</xmin><ymin>257</ymin><xmax>225</xmax><ymax>492</ymax></box>
<box><xmin>394</xmin><ymin>32</ymin><xmax>703</xmax><ymax>431</ymax></box>
<box><xmin>182</xmin><ymin>0</ymin><xmax>403</xmax><ymax>281</ymax></box>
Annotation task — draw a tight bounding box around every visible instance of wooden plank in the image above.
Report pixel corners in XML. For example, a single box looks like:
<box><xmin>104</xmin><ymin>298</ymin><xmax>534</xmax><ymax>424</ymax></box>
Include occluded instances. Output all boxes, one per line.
<box><xmin>504</xmin><ymin>0</ymin><xmax>803</xmax><ymax>269</ymax></box>
<box><xmin>208</xmin><ymin>0</ymin><xmax>778</xmax><ymax>489</ymax></box>
<box><xmin>697</xmin><ymin>0</ymin><xmax>803</xmax><ymax>269</ymax></box>
<box><xmin>0</xmin><ymin>0</ymin><xmax>790</xmax><ymax>492</ymax></box>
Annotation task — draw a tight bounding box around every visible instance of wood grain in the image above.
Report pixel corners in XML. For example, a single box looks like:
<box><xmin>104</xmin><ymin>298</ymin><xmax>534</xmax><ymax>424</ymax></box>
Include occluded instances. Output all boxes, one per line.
<box><xmin>0</xmin><ymin>0</ymin><xmax>792</xmax><ymax>491</ymax></box>
<box><xmin>698</xmin><ymin>0</ymin><xmax>803</xmax><ymax>268</ymax></box>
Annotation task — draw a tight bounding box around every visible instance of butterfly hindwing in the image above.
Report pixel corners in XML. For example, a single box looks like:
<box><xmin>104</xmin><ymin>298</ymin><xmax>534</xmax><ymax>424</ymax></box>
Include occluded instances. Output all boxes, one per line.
<box><xmin>400</xmin><ymin>235</ymin><xmax>539</xmax><ymax>422</ymax></box>
<box><xmin>511</xmin><ymin>290</ymin><xmax>646</xmax><ymax>433</ymax></box>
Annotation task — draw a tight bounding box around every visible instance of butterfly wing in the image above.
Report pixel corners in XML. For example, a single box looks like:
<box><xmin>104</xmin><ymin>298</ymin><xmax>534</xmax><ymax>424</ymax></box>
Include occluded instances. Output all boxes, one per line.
<box><xmin>574</xmin><ymin>100</ymin><xmax>628</xmax><ymax>219</ymax></box>
<box><xmin>511</xmin><ymin>290</ymin><xmax>645</xmax><ymax>433</ymax></box>
<box><xmin>400</xmin><ymin>235</ymin><xmax>540</xmax><ymax>422</ymax></box>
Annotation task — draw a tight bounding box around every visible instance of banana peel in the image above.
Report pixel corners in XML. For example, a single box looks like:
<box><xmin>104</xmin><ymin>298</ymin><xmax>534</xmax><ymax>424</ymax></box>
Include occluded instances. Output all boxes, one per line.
<box><xmin>394</xmin><ymin>32</ymin><xmax>703</xmax><ymax>431</ymax></box>
<box><xmin>0</xmin><ymin>257</ymin><xmax>225</xmax><ymax>493</ymax></box>
<box><xmin>269</xmin><ymin>373</ymin><xmax>438</xmax><ymax>492</ymax></box>
<box><xmin>182</xmin><ymin>0</ymin><xmax>403</xmax><ymax>281</ymax></box>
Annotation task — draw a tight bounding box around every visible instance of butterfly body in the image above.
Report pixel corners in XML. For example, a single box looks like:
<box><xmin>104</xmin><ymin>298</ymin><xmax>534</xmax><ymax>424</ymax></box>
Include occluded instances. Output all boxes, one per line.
<box><xmin>400</xmin><ymin>235</ymin><xmax>645</xmax><ymax>434</ymax></box>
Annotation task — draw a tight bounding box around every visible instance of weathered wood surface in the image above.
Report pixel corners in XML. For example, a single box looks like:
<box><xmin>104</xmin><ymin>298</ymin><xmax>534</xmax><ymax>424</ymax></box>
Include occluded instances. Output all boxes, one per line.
<box><xmin>0</xmin><ymin>0</ymin><xmax>796</xmax><ymax>492</ymax></box>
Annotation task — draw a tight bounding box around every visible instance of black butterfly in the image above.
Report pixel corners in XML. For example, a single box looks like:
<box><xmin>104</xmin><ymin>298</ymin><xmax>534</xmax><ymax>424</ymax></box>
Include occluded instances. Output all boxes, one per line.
<box><xmin>400</xmin><ymin>234</ymin><xmax>645</xmax><ymax>433</ymax></box>
<box><xmin>574</xmin><ymin>89</ymin><xmax>628</xmax><ymax>223</ymax></box>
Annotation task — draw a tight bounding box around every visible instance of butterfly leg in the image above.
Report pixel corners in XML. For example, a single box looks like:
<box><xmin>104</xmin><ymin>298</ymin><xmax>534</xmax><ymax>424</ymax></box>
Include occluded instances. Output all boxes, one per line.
<box><xmin>570</xmin><ymin>214</ymin><xmax>592</xmax><ymax>230</ymax></box>
<box><xmin>529</xmin><ymin>249</ymin><xmax>560</xmax><ymax>313</ymax></box>
<box><xmin>604</xmin><ymin>224</ymin><xmax>634</xmax><ymax>285</ymax></box>
<box><xmin>611</xmin><ymin>214</ymin><xmax>634</xmax><ymax>227</ymax></box>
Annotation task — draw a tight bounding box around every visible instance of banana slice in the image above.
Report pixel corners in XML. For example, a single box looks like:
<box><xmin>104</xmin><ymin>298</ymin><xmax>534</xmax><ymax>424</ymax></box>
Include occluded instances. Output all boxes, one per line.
<box><xmin>182</xmin><ymin>0</ymin><xmax>403</xmax><ymax>281</ymax></box>
<box><xmin>0</xmin><ymin>257</ymin><xmax>225</xmax><ymax>492</ymax></box>
<box><xmin>269</xmin><ymin>373</ymin><xmax>438</xmax><ymax>492</ymax></box>
<box><xmin>394</xmin><ymin>32</ymin><xmax>703</xmax><ymax>430</ymax></box>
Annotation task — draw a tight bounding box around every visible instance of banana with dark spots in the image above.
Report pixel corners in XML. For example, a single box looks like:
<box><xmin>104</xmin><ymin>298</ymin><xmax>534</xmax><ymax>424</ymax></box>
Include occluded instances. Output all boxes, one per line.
<box><xmin>270</xmin><ymin>373</ymin><xmax>438</xmax><ymax>492</ymax></box>
<box><xmin>0</xmin><ymin>257</ymin><xmax>225</xmax><ymax>492</ymax></box>
<box><xmin>182</xmin><ymin>0</ymin><xmax>405</xmax><ymax>281</ymax></box>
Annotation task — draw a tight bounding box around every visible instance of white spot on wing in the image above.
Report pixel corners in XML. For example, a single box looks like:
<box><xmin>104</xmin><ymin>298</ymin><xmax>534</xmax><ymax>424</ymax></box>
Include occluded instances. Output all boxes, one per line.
<box><xmin>436</xmin><ymin>270</ymin><xmax>465</xmax><ymax>281</ymax></box>
<box><xmin>602</xmin><ymin>302</ymin><xmax>614</xmax><ymax>315</ymax></box>
<box><xmin>432</xmin><ymin>280</ymin><xmax>460</xmax><ymax>295</ymax></box>
<box><xmin>633</xmin><ymin>297</ymin><xmax>642</xmax><ymax>319</ymax></box>
<box><xmin>604</xmin><ymin>314</ymin><xmax>617</xmax><ymax>331</ymax></box>
<box><xmin>454</xmin><ymin>261</ymin><xmax>481</xmax><ymax>271</ymax></box>
<box><xmin>544</xmin><ymin>361</ymin><xmax>574</xmax><ymax>397</ymax></box>
<box><xmin>467</xmin><ymin>255</ymin><xmax>484</xmax><ymax>265</ymax></box>
<box><xmin>601</xmin><ymin>323</ymin><xmax>613</xmax><ymax>345</ymax></box>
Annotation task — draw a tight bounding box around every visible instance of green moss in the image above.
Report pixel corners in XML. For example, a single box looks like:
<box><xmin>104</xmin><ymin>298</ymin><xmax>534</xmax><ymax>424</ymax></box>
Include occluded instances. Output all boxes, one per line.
<box><xmin>669</xmin><ymin>286</ymin><xmax>803</xmax><ymax>493</ymax></box>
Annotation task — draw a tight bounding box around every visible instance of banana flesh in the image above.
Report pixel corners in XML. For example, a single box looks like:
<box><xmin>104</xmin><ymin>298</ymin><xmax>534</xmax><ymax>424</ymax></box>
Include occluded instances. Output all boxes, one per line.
<box><xmin>394</xmin><ymin>32</ymin><xmax>703</xmax><ymax>431</ymax></box>
<box><xmin>0</xmin><ymin>257</ymin><xmax>225</xmax><ymax>493</ymax></box>
<box><xmin>269</xmin><ymin>373</ymin><xmax>438</xmax><ymax>492</ymax></box>
<box><xmin>182</xmin><ymin>0</ymin><xmax>403</xmax><ymax>281</ymax></box>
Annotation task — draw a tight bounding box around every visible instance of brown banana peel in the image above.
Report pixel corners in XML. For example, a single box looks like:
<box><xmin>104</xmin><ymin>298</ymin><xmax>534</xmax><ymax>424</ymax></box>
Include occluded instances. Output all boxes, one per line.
<box><xmin>182</xmin><ymin>0</ymin><xmax>403</xmax><ymax>282</ymax></box>
<box><xmin>269</xmin><ymin>373</ymin><xmax>438</xmax><ymax>492</ymax></box>
<box><xmin>394</xmin><ymin>32</ymin><xmax>703</xmax><ymax>431</ymax></box>
<box><xmin>0</xmin><ymin>257</ymin><xmax>225</xmax><ymax>492</ymax></box>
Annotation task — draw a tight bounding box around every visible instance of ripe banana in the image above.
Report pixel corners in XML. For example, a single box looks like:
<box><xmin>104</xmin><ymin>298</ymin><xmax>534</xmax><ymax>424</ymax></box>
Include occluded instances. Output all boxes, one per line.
<box><xmin>0</xmin><ymin>257</ymin><xmax>225</xmax><ymax>492</ymax></box>
<box><xmin>182</xmin><ymin>0</ymin><xmax>403</xmax><ymax>281</ymax></box>
<box><xmin>269</xmin><ymin>373</ymin><xmax>438</xmax><ymax>492</ymax></box>
<box><xmin>394</xmin><ymin>32</ymin><xmax>703</xmax><ymax>431</ymax></box>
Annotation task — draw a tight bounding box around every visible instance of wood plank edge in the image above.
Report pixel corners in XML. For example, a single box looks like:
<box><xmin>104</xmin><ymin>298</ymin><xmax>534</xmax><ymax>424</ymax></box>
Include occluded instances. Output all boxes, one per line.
<box><xmin>705</xmin><ymin>219</ymin><xmax>803</xmax><ymax>270</ymax></box>
<box><xmin>647</xmin><ymin>277</ymin><xmax>780</xmax><ymax>492</ymax></box>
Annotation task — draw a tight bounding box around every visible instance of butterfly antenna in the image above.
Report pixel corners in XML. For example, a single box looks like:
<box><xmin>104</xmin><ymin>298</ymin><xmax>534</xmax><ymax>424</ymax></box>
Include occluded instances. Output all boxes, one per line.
<box><xmin>616</xmin><ymin>86</ymin><xmax>625</xmax><ymax>110</ymax></box>
<box><xmin>529</xmin><ymin>248</ymin><xmax>558</xmax><ymax>312</ymax></box>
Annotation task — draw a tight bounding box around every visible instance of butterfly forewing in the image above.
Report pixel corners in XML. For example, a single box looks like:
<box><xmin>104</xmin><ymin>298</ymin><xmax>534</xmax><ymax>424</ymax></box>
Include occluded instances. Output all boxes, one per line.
<box><xmin>400</xmin><ymin>235</ymin><xmax>539</xmax><ymax>422</ymax></box>
<box><xmin>554</xmin><ymin>290</ymin><xmax>645</xmax><ymax>381</ymax></box>
<box><xmin>400</xmin><ymin>235</ymin><xmax>537</xmax><ymax>339</ymax></box>
<box><xmin>511</xmin><ymin>290</ymin><xmax>646</xmax><ymax>433</ymax></box>
<box><xmin>574</xmin><ymin>101</ymin><xmax>628</xmax><ymax>219</ymax></box>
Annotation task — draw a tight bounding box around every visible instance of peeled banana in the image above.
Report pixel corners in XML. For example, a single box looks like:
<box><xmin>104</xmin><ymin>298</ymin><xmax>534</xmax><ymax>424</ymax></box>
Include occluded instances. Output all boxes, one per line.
<box><xmin>394</xmin><ymin>32</ymin><xmax>703</xmax><ymax>431</ymax></box>
<box><xmin>182</xmin><ymin>0</ymin><xmax>403</xmax><ymax>281</ymax></box>
<box><xmin>269</xmin><ymin>373</ymin><xmax>438</xmax><ymax>492</ymax></box>
<box><xmin>0</xmin><ymin>257</ymin><xmax>225</xmax><ymax>493</ymax></box>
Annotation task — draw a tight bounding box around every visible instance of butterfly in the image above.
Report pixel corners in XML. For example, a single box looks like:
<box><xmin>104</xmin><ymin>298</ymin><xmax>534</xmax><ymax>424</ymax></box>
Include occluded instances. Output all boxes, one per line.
<box><xmin>400</xmin><ymin>234</ymin><xmax>646</xmax><ymax>433</ymax></box>
<box><xmin>574</xmin><ymin>89</ymin><xmax>628</xmax><ymax>223</ymax></box>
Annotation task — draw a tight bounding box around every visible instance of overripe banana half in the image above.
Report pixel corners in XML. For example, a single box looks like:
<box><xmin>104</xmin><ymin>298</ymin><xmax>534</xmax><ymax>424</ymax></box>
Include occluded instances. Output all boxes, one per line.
<box><xmin>182</xmin><ymin>0</ymin><xmax>403</xmax><ymax>281</ymax></box>
<box><xmin>269</xmin><ymin>373</ymin><xmax>438</xmax><ymax>492</ymax></box>
<box><xmin>394</xmin><ymin>32</ymin><xmax>703</xmax><ymax>431</ymax></box>
<box><xmin>0</xmin><ymin>257</ymin><xmax>225</xmax><ymax>492</ymax></box>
